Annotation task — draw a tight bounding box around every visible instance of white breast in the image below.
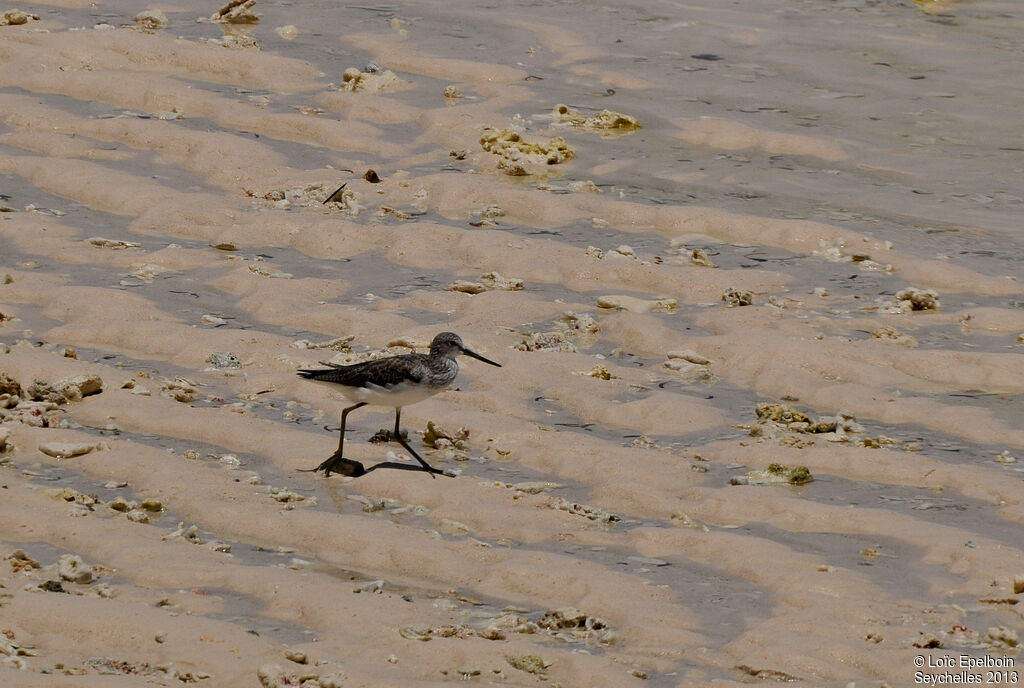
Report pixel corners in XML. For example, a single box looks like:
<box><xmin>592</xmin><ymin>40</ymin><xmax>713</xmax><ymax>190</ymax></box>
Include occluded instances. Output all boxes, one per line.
<box><xmin>314</xmin><ymin>379</ymin><xmax>447</xmax><ymax>407</ymax></box>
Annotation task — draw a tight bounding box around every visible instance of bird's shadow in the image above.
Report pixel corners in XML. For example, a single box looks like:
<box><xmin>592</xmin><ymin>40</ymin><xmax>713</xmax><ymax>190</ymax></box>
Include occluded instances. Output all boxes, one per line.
<box><xmin>298</xmin><ymin>455</ymin><xmax>455</xmax><ymax>479</ymax></box>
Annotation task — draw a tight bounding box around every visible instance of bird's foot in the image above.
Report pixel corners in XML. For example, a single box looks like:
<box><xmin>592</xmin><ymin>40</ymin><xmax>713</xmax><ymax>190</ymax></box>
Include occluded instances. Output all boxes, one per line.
<box><xmin>297</xmin><ymin>452</ymin><xmax>367</xmax><ymax>477</ymax></box>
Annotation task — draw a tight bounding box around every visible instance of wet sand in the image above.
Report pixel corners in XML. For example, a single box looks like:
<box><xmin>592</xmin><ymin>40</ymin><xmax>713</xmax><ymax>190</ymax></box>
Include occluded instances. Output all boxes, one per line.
<box><xmin>1</xmin><ymin>0</ymin><xmax>1023</xmax><ymax>686</ymax></box>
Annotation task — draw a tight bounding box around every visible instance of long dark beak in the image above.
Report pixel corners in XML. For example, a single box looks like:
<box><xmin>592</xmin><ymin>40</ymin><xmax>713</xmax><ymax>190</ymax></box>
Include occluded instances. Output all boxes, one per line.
<box><xmin>462</xmin><ymin>347</ymin><xmax>501</xmax><ymax>367</ymax></box>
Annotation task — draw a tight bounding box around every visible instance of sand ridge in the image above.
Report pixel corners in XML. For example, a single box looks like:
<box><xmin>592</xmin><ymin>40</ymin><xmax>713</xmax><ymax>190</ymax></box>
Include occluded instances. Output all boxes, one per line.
<box><xmin>2</xmin><ymin>0</ymin><xmax>1023</xmax><ymax>686</ymax></box>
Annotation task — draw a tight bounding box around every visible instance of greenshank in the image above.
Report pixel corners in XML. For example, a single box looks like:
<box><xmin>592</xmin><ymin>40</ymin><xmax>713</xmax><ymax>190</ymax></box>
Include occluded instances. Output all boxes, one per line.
<box><xmin>299</xmin><ymin>332</ymin><xmax>500</xmax><ymax>478</ymax></box>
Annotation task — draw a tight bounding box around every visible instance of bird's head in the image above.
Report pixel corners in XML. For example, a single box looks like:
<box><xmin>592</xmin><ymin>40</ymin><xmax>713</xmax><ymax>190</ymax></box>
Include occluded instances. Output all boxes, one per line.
<box><xmin>430</xmin><ymin>332</ymin><xmax>501</xmax><ymax>367</ymax></box>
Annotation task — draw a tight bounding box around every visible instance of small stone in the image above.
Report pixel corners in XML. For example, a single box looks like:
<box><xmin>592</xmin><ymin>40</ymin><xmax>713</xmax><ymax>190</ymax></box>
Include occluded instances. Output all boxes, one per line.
<box><xmin>585</xmin><ymin>365</ymin><xmax>617</xmax><ymax>380</ymax></box>
<box><xmin>0</xmin><ymin>9</ymin><xmax>38</xmax><ymax>26</ymax></box>
<box><xmin>38</xmin><ymin>441</ymin><xmax>105</xmax><ymax>459</ymax></box>
<box><xmin>552</xmin><ymin>104</ymin><xmax>640</xmax><ymax>133</ymax></box>
<box><xmin>871</xmin><ymin>325</ymin><xmax>918</xmax><ymax>347</ymax></box>
<box><xmin>670</xmin><ymin>512</ymin><xmax>708</xmax><ymax>531</ymax></box>
<box><xmin>597</xmin><ymin>295</ymin><xmax>677</xmax><ymax>313</ymax></box>
<box><xmin>88</xmin><ymin>237</ymin><xmax>141</xmax><ymax>249</ymax></box>
<box><xmin>56</xmin><ymin>374</ymin><xmax>103</xmax><ymax>401</ymax></box>
<box><xmin>666</xmin><ymin>350</ymin><xmax>710</xmax><ymax>365</ymax></box>
<box><xmin>985</xmin><ymin>626</ymin><xmax>1019</xmax><ymax>650</ymax></box>
<box><xmin>275</xmin><ymin>24</ymin><xmax>298</xmax><ymax>40</ymax></box>
<box><xmin>479</xmin><ymin>127</ymin><xmax>574</xmax><ymax>175</ymax></box>
<box><xmin>319</xmin><ymin>674</ymin><xmax>346</xmax><ymax>688</ymax></box>
<box><xmin>539</xmin><ymin>608</ymin><xmax>588</xmax><ymax>629</ymax></box>
<box><xmin>1013</xmin><ymin>576</ymin><xmax>1024</xmax><ymax>595</ymax></box>
<box><xmin>443</xmin><ymin>85</ymin><xmax>462</xmax><ymax>99</ymax></box>
<box><xmin>354</xmin><ymin>579</ymin><xmax>384</xmax><ymax>594</ymax></box>
<box><xmin>52</xmin><ymin>487</ymin><xmax>98</xmax><ymax>509</ymax></box>
<box><xmin>477</xmin><ymin>626</ymin><xmax>506</xmax><ymax>640</ymax></box>
<box><xmin>731</xmin><ymin>462</ymin><xmax>813</xmax><ymax>486</ymax></box>
<box><xmin>480</xmin><ymin>271</ymin><xmax>523</xmax><ymax>290</ymax></box>
<box><xmin>108</xmin><ymin>497</ymin><xmax>132</xmax><ymax>512</ymax></box>
<box><xmin>626</xmin><ymin>556</ymin><xmax>669</xmax><ymax>567</ymax></box>
<box><xmin>553</xmin><ymin>498</ymin><xmax>619</xmax><ymax>523</ymax></box>
<box><xmin>257</xmin><ymin>664</ymin><xmax>285</xmax><ymax>688</ymax></box>
<box><xmin>166</xmin><ymin>522</ymin><xmax>203</xmax><ymax>544</ymax></box>
<box><xmin>457</xmin><ymin>666</ymin><xmax>481</xmax><ymax>677</ymax></box>
<box><xmin>445</xmin><ymin>280</ymin><xmax>485</xmax><ymax>295</ymax></box>
<box><xmin>212</xmin><ymin>0</ymin><xmax>258</xmax><ymax>23</ymax></box>
<box><xmin>480</xmin><ymin>204</ymin><xmax>505</xmax><ymax>219</ymax></box>
<box><xmin>515</xmin><ymin>330</ymin><xmax>576</xmax><ymax>353</ymax></box>
<box><xmin>269</xmin><ymin>487</ymin><xmax>305</xmax><ymax>503</ymax></box>
<box><xmin>7</xmin><ymin>549</ymin><xmax>40</xmax><ymax>570</ymax></box>
<box><xmin>206</xmin><ymin>351</ymin><xmax>241</xmax><ymax>369</ymax></box>
<box><xmin>0</xmin><ymin>373</ymin><xmax>20</xmax><ymax>396</ymax></box>
<box><xmin>126</xmin><ymin>509</ymin><xmax>151</xmax><ymax>524</ymax></box>
<box><xmin>26</xmin><ymin>379</ymin><xmax>63</xmax><ymax>403</ymax></box>
<box><xmin>39</xmin><ymin>580</ymin><xmax>65</xmax><ymax>593</ymax></box>
<box><xmin>363</xmin><ymin>169</ymin><xmax>381</xmax><ymax>183</ymax></box>
<box><xmin>422</xmin><ymin>421</ymin><xmax>469</xmax><ymax>450</ymax></box>
<box><xmin>505</xmin><ymin>655</ymin><xmax>548</xmax><ymax>675</ymax></box>
<box><xmin>283</xmin><ymin>649</ymin><xmax>307</xmax><ymax>664</ymax></box>
<box><xmin>398</xmin><ymin>626</ymin><xmax>431</xmax><ymax>641</ymax></box>
<box><xmin>889</xmin><ymin>287</ymin><xmax>940</xmax><ymax>312</ymax></box>
<box><xmin>154</xmin><ymin>632</ymin><xmax>167</xmax><ymax>644</ymax></box>
<box><xmin>509</xmin><ymin>481</ymin><xmax>563</xmax><ymax>494</ymax></box>
<box><xmin>140</xmin><ymin>498</ymin><xmax>164</xmax><ymax>513</ymax></box>
<box><xmin>161</xmin><ymin>377</ymin><xmax>199</xmax><ymax>403</ymax></box>
<box><xmin>690</xmin><ymin>248</ymin><xmax>716</xmax><ymax>267</ymax></box>
<box><xmin>134</xmin><ymin>9</ymin><xmax>168</xmax><ymax>30</ymax></box>
<box><xmin>722</xmin><ymin>287</ymin><xmax>754</xmax><ymax>307</ymax></box>
<box><xmin>58</xmin><ymin>554</ymin><xmax>94</xmax><ymax>584</ymax></box>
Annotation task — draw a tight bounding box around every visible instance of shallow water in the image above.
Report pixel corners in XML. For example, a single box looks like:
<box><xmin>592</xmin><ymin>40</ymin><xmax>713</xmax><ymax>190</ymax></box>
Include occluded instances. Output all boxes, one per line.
<box><xmin>1</xmin><ymin>0</ymin><xmax>1023</xmax><ymax>686</ymax></box>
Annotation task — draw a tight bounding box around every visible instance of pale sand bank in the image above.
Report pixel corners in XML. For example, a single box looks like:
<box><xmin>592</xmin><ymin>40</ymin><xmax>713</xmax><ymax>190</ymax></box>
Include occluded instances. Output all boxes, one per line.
<box><xmin>2</xmin><ymin>0</ymin><xmax>1023</xmax><ymax>686</ymax></box>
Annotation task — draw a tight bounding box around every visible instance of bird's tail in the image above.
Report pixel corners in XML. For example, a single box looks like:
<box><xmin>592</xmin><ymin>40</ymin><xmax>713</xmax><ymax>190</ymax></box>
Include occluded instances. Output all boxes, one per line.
<box><xmin>297</xmin><ymin>368</ymin><xmax>334</xmax><ymax>380</ymax></box>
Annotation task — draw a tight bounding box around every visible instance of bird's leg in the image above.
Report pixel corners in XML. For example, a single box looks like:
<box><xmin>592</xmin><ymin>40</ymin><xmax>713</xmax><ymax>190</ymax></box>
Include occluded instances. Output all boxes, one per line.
<box><xmin>392</xmin><ymin>407</ymin><xmax>447</xmax><ymax>478</ymax></box>
<box><xmin>299</xmin><ymin>403</ymin><xmax>451</xmax><ymax>479</ymax></box>
<box><xmin>299</xmin><ymin>402</ymin><xmax>369</xmax><ymax>476</ymax></box>
<box><xmin>336</xmin><ymin>402</ymin><xmax>369</xmax><ymax>456</ymax></box>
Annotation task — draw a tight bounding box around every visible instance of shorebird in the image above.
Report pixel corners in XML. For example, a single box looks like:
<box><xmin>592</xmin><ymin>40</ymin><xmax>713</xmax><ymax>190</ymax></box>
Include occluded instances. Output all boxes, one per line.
<box><xmin>298</xmin><ymin>332</ymin><xmax>501</xmax><ymax>478</ymax></box>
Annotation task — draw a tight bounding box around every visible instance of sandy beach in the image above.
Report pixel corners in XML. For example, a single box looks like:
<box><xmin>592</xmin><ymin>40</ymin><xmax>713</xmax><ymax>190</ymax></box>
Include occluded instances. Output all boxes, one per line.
<box><xmin>2</xmin><ymin>0</ymin><xmax>1023</xmax><ymax>686</ymax></box>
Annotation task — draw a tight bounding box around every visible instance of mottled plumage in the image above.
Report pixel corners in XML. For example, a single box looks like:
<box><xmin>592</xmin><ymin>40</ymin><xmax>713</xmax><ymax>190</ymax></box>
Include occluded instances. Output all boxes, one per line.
<box><xmin>298</xmin><ymin>332</ymin><xmax>500</xmax><ymax>478</ymax></box>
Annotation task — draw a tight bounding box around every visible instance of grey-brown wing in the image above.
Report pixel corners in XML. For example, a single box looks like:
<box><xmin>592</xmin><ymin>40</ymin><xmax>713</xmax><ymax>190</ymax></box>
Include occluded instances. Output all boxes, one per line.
<box><xmin>297</xmin><ymin>355</ymin><xmax>425</xmax><ymax>388</ymax></box>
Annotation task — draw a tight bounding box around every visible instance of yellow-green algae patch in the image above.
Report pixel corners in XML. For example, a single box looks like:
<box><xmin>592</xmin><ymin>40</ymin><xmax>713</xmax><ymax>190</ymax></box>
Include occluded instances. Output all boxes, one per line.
<box><xmin>552</xmin><ymin>104</ymin><xmax>640</xmax><ymax>135</ymax></box>
<box><xmin>479</xmin><ymin>128</ymin><xmax>574</xmax><ymax>175</ymax></box>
